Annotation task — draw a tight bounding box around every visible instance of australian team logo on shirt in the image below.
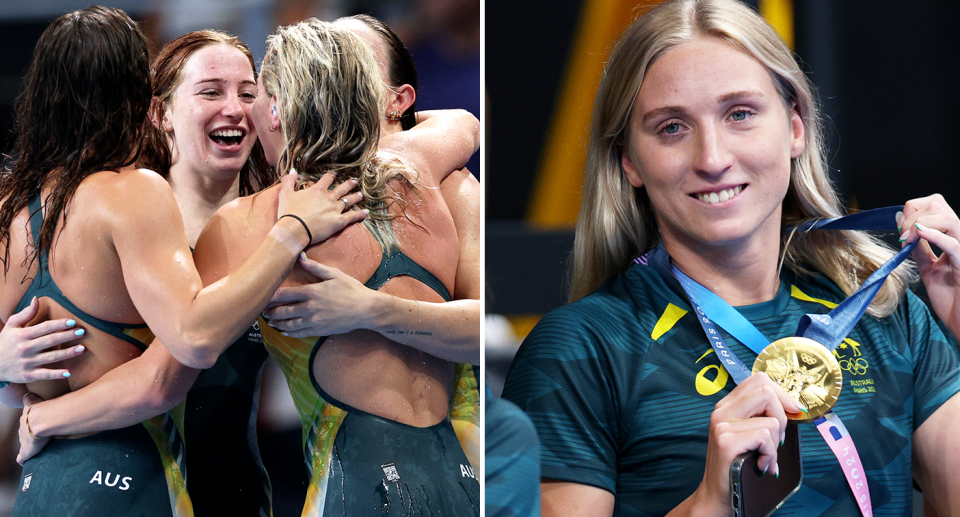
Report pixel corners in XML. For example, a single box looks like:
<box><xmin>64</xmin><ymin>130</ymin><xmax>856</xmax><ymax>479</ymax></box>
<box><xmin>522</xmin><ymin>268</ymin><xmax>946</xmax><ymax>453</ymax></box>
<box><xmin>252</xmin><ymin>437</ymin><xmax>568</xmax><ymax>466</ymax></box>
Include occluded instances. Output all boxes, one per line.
<box><xmin>834</xmin><ymin>337</ymin><xmax>875</xmax><ymax>393</ymax></box>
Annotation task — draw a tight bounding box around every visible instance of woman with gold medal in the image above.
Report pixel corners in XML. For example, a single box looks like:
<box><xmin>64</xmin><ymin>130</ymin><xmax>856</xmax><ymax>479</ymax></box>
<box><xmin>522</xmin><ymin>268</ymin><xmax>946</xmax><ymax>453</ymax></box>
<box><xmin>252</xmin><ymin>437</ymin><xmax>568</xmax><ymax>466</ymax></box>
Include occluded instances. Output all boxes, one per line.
<box><xmin>501</xmin><ymin>0</ymin><xmax>960</xmax><ymax>515</ymax></box>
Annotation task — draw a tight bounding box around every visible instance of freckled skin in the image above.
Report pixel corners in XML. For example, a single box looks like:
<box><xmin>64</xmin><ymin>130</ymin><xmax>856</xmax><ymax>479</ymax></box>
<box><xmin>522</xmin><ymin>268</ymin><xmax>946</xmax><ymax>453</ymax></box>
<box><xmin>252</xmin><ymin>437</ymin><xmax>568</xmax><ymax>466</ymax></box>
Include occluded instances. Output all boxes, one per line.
<box><xmin>164</xmin><ymin>44</ymin><xmax>257</xmax><ymax>185</ymax></box>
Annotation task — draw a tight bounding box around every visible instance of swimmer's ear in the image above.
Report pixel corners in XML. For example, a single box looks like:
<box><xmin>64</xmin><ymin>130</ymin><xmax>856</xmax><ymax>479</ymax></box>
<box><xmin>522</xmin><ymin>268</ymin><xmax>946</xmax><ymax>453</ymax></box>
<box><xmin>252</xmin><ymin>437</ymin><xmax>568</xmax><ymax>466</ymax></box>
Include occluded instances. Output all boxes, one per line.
<box><xmin>620</xmin><ymin>145</ymin><xmax>644</xmax><ymax>188</ymax></box>
<box><xmin>269</xmin><ymin>95</ymin><xmax>281</xmax><ymax>131</ymax></box>
<box><xmin>789</xmin><ymin>103</ymin><xmax>805</xmax><ymax>159</ymax></box>
<box><xmin>149</xmin><ymin>97</ymin><xmax>173</xmax><ymax>134</ymax></box>
<box><xmin>387</xmin><ymin>84</ymin><xmax>415</xmax><ymax>118</ymax></box>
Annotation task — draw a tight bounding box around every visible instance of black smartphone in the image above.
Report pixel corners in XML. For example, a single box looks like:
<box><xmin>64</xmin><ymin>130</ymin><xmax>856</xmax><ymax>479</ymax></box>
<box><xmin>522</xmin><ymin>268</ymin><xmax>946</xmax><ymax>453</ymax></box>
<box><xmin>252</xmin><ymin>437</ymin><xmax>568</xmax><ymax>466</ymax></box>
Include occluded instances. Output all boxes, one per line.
<box><xmin>729</xmin><ymin>421</ymin><xmax>803</xmax><ymax>517</ymax></box>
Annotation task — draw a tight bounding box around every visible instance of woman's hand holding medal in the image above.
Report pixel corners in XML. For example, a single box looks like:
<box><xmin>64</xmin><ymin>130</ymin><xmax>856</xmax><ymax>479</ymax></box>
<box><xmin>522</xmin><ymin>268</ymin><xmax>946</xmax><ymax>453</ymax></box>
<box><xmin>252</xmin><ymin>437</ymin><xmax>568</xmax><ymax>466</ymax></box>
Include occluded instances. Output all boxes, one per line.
<box><xmin>753</xmin><ymin>337</ymin><xmax>843</xmax><ymax>422</ymax></box>
<box><xmin>695</xmin><ymin>373</ymin><xmax>806</xmax><ymax>514</ymax></box>
<box><xmin>898</xmin><ymin>194</ymin><xmax>960</xmax><ymax>339</ymax></box>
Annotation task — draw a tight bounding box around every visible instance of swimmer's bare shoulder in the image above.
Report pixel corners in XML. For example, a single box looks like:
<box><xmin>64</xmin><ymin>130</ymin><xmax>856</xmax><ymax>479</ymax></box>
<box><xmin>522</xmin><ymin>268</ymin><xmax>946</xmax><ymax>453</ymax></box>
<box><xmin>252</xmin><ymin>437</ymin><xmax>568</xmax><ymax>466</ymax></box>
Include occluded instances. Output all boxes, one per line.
<box><xmin>380</xmin><ymin>109</ymin><xmax>479</xmax><ymax>186</ymax></box>
<box><xmin>81</xmin><ymin>166</ymin><xmax>187</xmax><ymax>252</ymax></box>
<box><xmin>194</xmin><ymin>185</ymin><xmax>281</xmax><ymax>286</ymax></box>
<box><xmin>0</xmin><ymin>167</ymin><xmax>190</xmax><ymax>324</ymax></box>
<box><xmin>68</xmin><ymin>166</ymin><xmax>209</xmax><ymax>333</ymax></box>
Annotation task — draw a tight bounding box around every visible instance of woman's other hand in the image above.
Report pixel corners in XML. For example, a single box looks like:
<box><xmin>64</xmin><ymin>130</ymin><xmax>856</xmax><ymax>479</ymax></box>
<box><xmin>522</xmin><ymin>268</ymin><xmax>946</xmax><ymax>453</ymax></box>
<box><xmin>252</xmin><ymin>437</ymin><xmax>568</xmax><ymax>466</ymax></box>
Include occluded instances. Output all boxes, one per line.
<box><xmin>276</xmin><ymin>171</ymin><xmax>367</xmax><ymax>247</ymax></box>
<box><xmin>898</xmin><ymin>194</ymin><xmax>960</xmax><ymax>339</ymax></box>
<box><xmin>17</xmin><ymin>392</ymin><xmax>50</xmax><ymax>465</ymax></box>
<box><xmin>689</xmin><ymin>373</ymin><xmax>802</xmax><ymax>516</ymax></box>
<box><xmin>0</xmin><ymin>297</ymin><xmax>85</xmax><ymax>383</ymax></box>
<box><xmin>264</xmin><ymin>255</ymin><xmax>375</xmax><ymax>337</ymax></box>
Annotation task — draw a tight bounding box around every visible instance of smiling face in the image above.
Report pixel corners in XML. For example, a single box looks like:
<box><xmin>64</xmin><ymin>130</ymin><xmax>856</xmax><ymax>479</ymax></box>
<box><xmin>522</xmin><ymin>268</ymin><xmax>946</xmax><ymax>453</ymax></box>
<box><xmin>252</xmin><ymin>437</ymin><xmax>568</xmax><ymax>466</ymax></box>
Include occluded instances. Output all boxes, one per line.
<box><xmin>621</xmin><ymin>37</ymin><xmax>805</xmax><ymax>256</ymax></box>
<box><xmin>162</xmin><ymin>43</ymin><xmax>257</xmax><ymax>180</ymax></box>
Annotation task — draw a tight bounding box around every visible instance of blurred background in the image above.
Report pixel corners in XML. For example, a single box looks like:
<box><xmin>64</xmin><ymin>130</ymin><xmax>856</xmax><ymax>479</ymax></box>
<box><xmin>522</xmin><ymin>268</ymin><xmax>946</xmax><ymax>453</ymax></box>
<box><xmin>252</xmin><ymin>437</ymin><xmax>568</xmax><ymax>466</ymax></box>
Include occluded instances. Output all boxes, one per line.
<box><xmin>486</xmin><ymin>0</ymin><xmax>960</xmax><ymax>398</ymax></box>
<box><xmin>0</xmin><ymin>0</ymin><xmax>478</xmax><ymax>515</ymax></box>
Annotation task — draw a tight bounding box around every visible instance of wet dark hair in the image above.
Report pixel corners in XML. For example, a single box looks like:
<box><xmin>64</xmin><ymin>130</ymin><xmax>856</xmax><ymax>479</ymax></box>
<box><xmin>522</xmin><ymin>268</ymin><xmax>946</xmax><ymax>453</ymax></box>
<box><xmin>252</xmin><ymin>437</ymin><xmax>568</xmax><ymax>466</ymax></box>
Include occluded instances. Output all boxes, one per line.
<box><xmin>0</xmin><ymin>6</ymin><xmax>151</xmax><ymax>273</ymax></box>
<box><xmin>139</xmin><ymin>30</ymin><xmax>272</xmax><ymax>195</ymax></box>
<box><xmin>346</xmin><ymin>14</ymin><xmax>419</xmax><ymax>130</ymax></box>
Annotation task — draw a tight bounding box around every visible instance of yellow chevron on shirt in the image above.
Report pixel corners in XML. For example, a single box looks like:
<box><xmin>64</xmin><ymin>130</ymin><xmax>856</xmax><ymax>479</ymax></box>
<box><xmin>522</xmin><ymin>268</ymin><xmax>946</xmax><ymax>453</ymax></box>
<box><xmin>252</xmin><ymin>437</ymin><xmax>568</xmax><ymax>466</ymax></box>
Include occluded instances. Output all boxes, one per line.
<box><xmin>652</xmin><ymin>303</ymin><xmax>689</xmax><ymax>340</ymax></box>
<box><xmin>790</xmin><ymin>285</ymin><xmax>839</xmax><ymax>308</ymax></box>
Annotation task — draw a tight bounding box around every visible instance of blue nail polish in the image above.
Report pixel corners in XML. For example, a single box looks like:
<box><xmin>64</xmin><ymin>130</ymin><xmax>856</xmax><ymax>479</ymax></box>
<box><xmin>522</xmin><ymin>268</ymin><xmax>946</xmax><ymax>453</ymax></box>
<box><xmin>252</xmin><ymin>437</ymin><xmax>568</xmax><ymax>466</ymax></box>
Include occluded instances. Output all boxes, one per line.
<box><xmin>66</xmin><ymin>319</ymin><xmax>76</xmax><ymax>327</ymax></box>
<box><xmin>74</xmin><ymin>329</ymin><xmax>85</xmax><ymax>337</ymax></box>
<box><xmin>62</xmin><ymin>372</ymin><xmax>71</xmax><ymax>378</ymax></box>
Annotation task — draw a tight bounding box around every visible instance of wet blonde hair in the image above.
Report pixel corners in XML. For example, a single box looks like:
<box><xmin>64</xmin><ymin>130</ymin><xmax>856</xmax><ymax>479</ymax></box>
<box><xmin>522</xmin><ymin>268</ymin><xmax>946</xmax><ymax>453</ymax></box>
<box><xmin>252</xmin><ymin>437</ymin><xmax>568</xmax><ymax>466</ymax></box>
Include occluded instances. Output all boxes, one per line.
<box><xmin>571</xmin><ymin>0</ymin><xmax>913</xmax><ymax>317</ymax></box>
<box><xmin>260</xmin><ymin>18</ymin><xmax>416</xmax><ymax>249</ymax></box>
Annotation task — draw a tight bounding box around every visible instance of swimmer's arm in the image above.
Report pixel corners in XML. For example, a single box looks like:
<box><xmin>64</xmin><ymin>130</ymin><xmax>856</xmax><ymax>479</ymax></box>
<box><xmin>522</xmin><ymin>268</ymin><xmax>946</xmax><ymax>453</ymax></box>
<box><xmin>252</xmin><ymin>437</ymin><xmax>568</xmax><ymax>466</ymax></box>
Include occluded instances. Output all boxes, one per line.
<box><xmin>265</xmin><ymin>169</ymin><xmax>481</xmax><ymax>365</ymax></box>
<box><xmin>543</xmin><ymin>479</ymin><xmax>725</xmax><ymax>517</ymax></box>
<box><xmin>369</xmin><ymin>297</ymin><xmax>481</xmax><ymax>364</ymax></box>
<box><xmin>112</xmin><ymin>170</ymin><xmax>362</xmax><ymax>369</ymax></box>
<box><xmin>0</xmin><ymin>382</ymin><xmax>29</xmax><ymax>408</ymax></box>
<box><xmin>442</xmin><ymin>169</ymin><xmax>482</xmax><ymax>302</ymax></box>
<box><xmin>13</xmin><ymin>340</ymin><xmax>197</xmax><ymax>438</ymax></box>
<box><xmin>266</xmin><ymin>260</ymin><xmax>479</xmax><ymax>363</ymax></box>
<box><xmin>369</xmin><ymin>168</ymin><xmax>481</xmax><ymax>363</ymax></box>
<box><xmin>913</xmin><ymin>392</ymin><xmax>960</xmax><ymax>514</ymax></box>
<box><xmin>541</xmin><ymin>481</ymin><xmax>614</xmax><ymax>517</ymax></box>
<box><xmin>380</xmin><ymin>109</ymin><xmax>479</xmax><ymax>186</ymax></box>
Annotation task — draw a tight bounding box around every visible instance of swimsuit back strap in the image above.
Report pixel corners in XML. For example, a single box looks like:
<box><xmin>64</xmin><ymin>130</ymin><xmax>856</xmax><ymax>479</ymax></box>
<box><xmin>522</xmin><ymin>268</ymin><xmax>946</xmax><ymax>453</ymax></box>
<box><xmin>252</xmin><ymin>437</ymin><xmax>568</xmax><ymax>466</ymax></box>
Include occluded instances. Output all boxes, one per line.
<box><xmin>17</xmin><ymin>195</ymin><xmax>151</xmax><ymax>351</ymax></box>
<box><xmin>364</xmin><ymin>248</ymin><xmax>452</xmax><ymax>302</ymax></box>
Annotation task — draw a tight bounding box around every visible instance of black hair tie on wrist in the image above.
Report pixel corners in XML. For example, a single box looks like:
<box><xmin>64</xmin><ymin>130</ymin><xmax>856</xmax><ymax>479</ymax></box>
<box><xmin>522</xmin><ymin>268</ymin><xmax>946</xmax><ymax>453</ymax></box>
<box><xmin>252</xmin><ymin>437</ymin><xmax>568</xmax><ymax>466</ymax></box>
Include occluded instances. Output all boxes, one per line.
<box><xmin>279</xmin><ymin>214</ymin><xmax>313</xmax><ymax>247</ymax></box>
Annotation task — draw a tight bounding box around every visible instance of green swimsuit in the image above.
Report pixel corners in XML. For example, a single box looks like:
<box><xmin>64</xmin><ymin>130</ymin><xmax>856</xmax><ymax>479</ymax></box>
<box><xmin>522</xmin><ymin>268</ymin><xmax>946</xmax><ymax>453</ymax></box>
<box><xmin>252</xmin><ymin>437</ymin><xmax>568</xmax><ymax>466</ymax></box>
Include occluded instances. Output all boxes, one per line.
<box><xmin>12</xmin><ymin>196</ymin><xmax>191</xmax><ymax>517</ymax></box>
<box><xmin>261</xmin><ymin>242</ymin><xmax>480</xmax><ymax>517</ymax></box>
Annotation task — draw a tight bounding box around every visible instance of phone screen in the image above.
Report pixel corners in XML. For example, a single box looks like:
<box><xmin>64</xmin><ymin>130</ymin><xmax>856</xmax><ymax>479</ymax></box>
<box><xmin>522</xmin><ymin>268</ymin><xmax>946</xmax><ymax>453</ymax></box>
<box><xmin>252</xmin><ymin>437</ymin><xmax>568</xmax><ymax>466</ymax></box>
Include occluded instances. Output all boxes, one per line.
<box><xmin>729</xmin><ymin>421</ymin><xmax>803</xmax><ymax>517</ymax></box>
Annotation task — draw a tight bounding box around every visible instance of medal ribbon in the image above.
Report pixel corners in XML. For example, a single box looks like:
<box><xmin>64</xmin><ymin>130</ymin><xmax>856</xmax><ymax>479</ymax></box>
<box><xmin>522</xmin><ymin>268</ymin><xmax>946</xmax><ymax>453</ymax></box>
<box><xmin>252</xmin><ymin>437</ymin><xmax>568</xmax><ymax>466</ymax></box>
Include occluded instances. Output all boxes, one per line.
<box><xmin>635</xmin><ymin>206</ymin><xmax>911</xmax><ymax>517</ymax></box>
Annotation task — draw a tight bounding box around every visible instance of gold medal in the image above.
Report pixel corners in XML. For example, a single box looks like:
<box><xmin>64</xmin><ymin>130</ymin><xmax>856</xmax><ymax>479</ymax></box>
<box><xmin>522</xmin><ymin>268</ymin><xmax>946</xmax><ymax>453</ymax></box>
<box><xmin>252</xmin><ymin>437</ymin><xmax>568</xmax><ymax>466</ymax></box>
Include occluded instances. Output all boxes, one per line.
<box><xmin>752</xmin><ymin>336</ymin><xmax>842</xmax><ymax>422</ymax></box>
